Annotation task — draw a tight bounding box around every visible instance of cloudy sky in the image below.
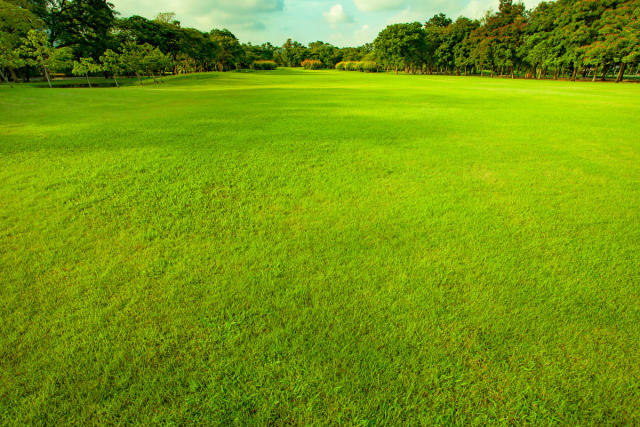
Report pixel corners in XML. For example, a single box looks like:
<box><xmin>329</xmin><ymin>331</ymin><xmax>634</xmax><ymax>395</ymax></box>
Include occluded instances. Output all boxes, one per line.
<box><xmin>111</xmin><ymin>0</ymin><xmax>546</xmax><ymax>47</ymax></box>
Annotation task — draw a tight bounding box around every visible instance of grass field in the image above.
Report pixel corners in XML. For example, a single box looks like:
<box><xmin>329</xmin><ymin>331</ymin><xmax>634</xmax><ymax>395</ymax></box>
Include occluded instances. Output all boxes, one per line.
<box><xmin>1</xmin><ymin>69</ymin><xmax>639</xmax><ymax>424</ymax></box>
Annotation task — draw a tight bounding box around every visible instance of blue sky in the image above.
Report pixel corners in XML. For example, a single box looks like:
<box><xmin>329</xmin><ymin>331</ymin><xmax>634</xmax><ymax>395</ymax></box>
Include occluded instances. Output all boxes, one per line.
<box><xmin>111</xmin><ymin>0</ymin><xmax>545</xmax><ymax>47</ymax></box>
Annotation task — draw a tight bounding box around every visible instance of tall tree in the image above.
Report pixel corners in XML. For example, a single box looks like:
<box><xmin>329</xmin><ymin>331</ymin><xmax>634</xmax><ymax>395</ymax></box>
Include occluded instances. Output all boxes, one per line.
<box><xmin>374</xmin><ymin>22</ymin><xmax>427</xmax><ymax>73</ymax></box>
<box><xmin>71</xmin><ymin>56</ymin><xmax>100</xmax><ymax>87</ymax></box>
<box><xmin>0</xmin><ymin>0</ymin><xmax>44</xmax><ymax>81</ymax></box>
<box><xmin>99</xmin><ymin>48</ymin><xmax>121</xmax><ymax>86</ymax></box>
<box><xmin>19</xmin><ymin>29</ymin><xmax>72</xmax><ymax>87</ymax></box>
<box><xmin>275</xmin><ymin>38</ymin><xmax>309</xmax><ymax>67</ymax></box>
<box><xmin>45</xmin><ymin>0</ymin><xmax>116</xmax><ymax>59</ymax></box>
<box><xmin>209</xmin><ymin>29</ymin><xmax>244</xmax><ymax>71</ymax></box>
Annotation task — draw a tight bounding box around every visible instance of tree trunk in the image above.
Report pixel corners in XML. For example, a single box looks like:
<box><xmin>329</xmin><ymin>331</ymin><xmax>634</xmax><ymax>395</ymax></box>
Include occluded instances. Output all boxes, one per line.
<box><xmin>554</xmin><ymin>67</ymin><xmax>558</xmax><ymax>80</ymax></box>
<box><xmin>113</xmin><ymin>75</ymin><xmax>119</xmax><ymax>88</ymax></box>
<box><xmin>0</xmin><ymin>69</ymin><xmax>12</xmax><ymax>88</ymax></box>
<box><xmin>511</xmin><ymin>66</ymin><xmax>514</xmax><ymax>79</ymax></box>
<box><xmin>44</xmin><ymin>67</ymin><xmax>52</xmax><ymax>88</ymax></box>
<box><xmin>572</xmin><ymin>66</ymin><xmax>577</xmax><ymax>81</ymax></box>
<box><xmin>601</xmin><ymin>65</ymin><xmax>608</xmax><ymax>81</ymax></box>
<box><xmin>616</xmin><ymin>62</ymin><xmax>626</xmax><ymax>83</ymax></box>
<box><xmin>9</xmin><ymin>67</ymin><xmax>19</xmax><ymax>83</ymax></box>
<box><xmin>86</xmin><ymin>73</ymin><xmax>92</xmax><ymax>88</ymax></box>
<box><xmin>592</xmin><ymin>64</ymin><xmax>598</xmax><ymax>82</ymax></box>
<box><xmin>136</xmin><ymin>72</ymin><xmax>142</xmax><ymax>85</ymax></box>
<box><xmin>464</xmin><ymin>66</ymin><xmax>467</xmax><ymax>76</ymax></box>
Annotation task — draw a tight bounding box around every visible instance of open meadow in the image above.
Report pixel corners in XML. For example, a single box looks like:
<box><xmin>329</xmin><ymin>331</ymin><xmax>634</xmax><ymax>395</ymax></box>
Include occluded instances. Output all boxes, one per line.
<box><xmin>1</xmin><ymin>69</ymin><xmax>639</xmax><ymax>424</ymax></box>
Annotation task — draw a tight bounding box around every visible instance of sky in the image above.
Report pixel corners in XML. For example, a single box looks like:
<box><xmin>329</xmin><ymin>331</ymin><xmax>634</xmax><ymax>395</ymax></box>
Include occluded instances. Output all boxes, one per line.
<box><xmin>111</xmin><ymin>0</ymin><xmax>546</xmax><ymax>47</ymax></box>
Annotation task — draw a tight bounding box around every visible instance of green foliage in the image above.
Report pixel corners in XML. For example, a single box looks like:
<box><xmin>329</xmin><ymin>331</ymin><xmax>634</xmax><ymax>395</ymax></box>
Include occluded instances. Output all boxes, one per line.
<box><xmin>119</xmin><ymin>42</ymin><xmax>172</xmax><ymax>82</ymax></box>
<box><xmin>243</xmin><ymin>42</ymin><xmax>276</xmax><ymax>66</ymax></box>
<box><xmin>209</xmin><ymin>28</ymin><xmax>244</xmax><ymax>71</ymax></box>
<box><xmin>374</xmin><ymin>22</ymin><xmax>427</xmax><ymax>72</ymax></box>
<box><xmin>365</xmin><ymin>0</ymin><xmax>638</xmax><ymax>80</ymax></box>
<box><xmin>251</xmin><ymin>59</ymin><xmax>277</xmax><ymax>70</ymax></box>
<box><xmin>274</xmin><ymin>38</ymin><xmax>309</xmax><ymax>67</ymax></box>
<box><xmin>71</xmin><ymin>56</ymin><xmax>101</xmax><ymax>87</ymax></box>
<box><xmin>72</xmin><ymin>57</ymin><xmax>101</xmax><ymax>76</ymax></box>
<box><xmin>301</xmin><ymin>59</ymin><xmax>323</xmax><ymax>69</ymax></box>
<box><xmin>336</xmin><ymin>61</ymin><xmax>379</xmax><ymax>72</ymax></box>
<box><xmin>45</xmin><ymin>0</ymin><xmax>116</xmax><ymax>59</ymax></box>
<box><xmin>115</xmin><ymin>15</ymin><xmax>219</xmax><ymax>73</ymax></box>
<box><xmin>0</xmin><ymin>0</ymin><xmax>43</xmax><ymax>82</ymax></box>
<box><xmin>1</xmin><ymin>70</ymin><xmax>640</xmax><ymax>424</ymax></box>
<box><xmin>308</xmin><ymin>40</ymin><xmax>341</xmax><ymax>68</ymax></box>
<box><xmin>18</xmin><ymin>29</ymin><xmax>72</xmax><ymax>86</ymax></box>
<box><xmin>100</xmin><ymin>49</ymin><xmax>122</xmax><ymax>75</ymax></box>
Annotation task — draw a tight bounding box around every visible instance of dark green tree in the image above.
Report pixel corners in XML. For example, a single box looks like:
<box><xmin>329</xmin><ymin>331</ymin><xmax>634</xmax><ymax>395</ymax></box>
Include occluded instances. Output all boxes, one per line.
<box><xmin>374</xmin><ymin>22</ymin><xmax>427</xmax><ymax>73</ymax></box>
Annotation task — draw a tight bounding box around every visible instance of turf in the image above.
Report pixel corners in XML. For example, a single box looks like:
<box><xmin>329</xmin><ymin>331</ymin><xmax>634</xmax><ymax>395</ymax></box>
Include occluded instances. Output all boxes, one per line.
<box><xmin>1</xmin><ymin>69</ymin><xmax>639</xmax><ymax>425</ymax></box>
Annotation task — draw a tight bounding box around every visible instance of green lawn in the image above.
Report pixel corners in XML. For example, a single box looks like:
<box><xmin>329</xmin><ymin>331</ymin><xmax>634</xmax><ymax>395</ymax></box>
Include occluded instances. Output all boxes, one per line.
<box><xmin>1</xmin><ymin>69</ymin><xmax>639</xmax><ymax>424</ymax></box>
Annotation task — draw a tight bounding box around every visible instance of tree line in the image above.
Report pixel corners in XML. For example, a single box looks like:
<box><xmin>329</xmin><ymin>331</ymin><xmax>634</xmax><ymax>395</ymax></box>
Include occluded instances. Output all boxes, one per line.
<box><xmin>1</xmin><ymin>0</ymin><xmax>638</xmax><ymax>86</ymax></box>
<box><xmin>374</xmin><ymin>0</ymin><xmax>639</xmax><ymax>82</ymax></box>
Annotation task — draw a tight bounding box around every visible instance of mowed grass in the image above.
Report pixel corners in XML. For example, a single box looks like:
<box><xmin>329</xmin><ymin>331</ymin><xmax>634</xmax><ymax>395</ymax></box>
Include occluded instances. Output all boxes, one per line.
<box><xmin>1</xmin><ymin>69</ymin><xmax>639</xmax><ymax>424</ymax></box>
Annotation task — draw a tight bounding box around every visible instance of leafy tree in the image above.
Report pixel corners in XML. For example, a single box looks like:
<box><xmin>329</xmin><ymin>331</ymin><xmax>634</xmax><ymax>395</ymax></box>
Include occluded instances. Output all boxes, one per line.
<box><xmin>523</xmin><ymin>1</ymin><xmax>560</xmax><ymax>79</ymax></box>
<box><xmin>99</xmin><ymin>48</ymin><xmax>121</xmax><ymax>86</ymax></box>
<box><xmin>209</xmin><ymin>29</ymin><xmax>244</xmax><ymax>71</ymax></box>
<box><xmin>144</xmin><ymin>45</ymin><xmax>172</xmax><ymax>82</ymax></box>
<box><xmin>71</xmin><ymin>56</ymin><xmax>100</xmax><ymax>87</ymax></box>
<box><xmin>583</xmin><ymin>0</ymin><xmax>640</xmax><ymax>82</ymax></box>
<box><xmin>155</xmin><ymin>12</ymin><xmax>177</xmax><ymax>26</ymax></box>
<box><xmin>275</xmin><ymin>38</ymin><xmax>309</xmax><ymax>67</ymax></box>
<box><xmin>119</xmin><ymin>41</ymin><xmax>171</xmax><ymax>84</ymax></box>
<box><xmin>483</xmin><ymin>0</ymin><xmax>527</xmax><ymax>77</ymax></box>
<box><xmin>45</xmin><ymin>0</ymin><xmax>116</xmax><ymax>59</ymax></box>
<box><xmin>19</xmin><ymin>29</ymin><xmax>71</xmax><ymax>87</ymax></box>
<box><xmin>374</xmin><ymin>22</ymin><xmax>426</xmax><ymax>73</ymax></box>
<box><xmin>450</xmin><ymin>17</ymin><xmax>479</xmax><ymax>75</ymax></box>
<box><xmin>424</xmin><ymin>14</ymin><xmax>453</xmax><ymax>73</ymax></box>
<box><xmin>308</xmin><ymin>41</ymin><xmax>341</xmax><ymax>68</ymax></box>
<box><xmin>1</xmin><ymin>0</ymin><xmax>44</xmax><ymax>81</ymax></box>
<box><xmin>0</xmin><ymin>33</ymin><xmax>24</xmax><ymax>85</ymax></box>
<box><xmin>119</xmin><ymin>41</ymin><xmax>147</xmax><ymax>84</ymax></box>
<box><xmin>114</xmin><ymin>16</ymin><xmax>179</xmax><ymax>55</ymax></box>
<box><xmin>467</xmin><ymin>21</ymin><xmax>493</xmax><ymax>76</ymax></box>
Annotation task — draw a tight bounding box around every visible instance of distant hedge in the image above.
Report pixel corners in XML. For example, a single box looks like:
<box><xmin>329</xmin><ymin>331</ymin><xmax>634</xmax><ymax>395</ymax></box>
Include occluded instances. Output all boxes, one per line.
<box><xmin>336</xmin><ymin>61</ymin><xmax>379</xmax><ymax>72</ymax></box>
<box><xmin>302</xmin><ymin>59</ymin><xmax>323</xmax><ymax>70</ymax></box>
<box><xmin>252</xmin><ymin>60</ymin><xmax>278</xmax><ymax>70</ymax></box>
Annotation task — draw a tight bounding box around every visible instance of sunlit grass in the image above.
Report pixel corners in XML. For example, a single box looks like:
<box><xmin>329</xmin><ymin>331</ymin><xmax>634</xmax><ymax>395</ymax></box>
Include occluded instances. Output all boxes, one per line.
<box><xmin>1</xmin><ymin>69</ymin><xmax>639</xmax><ymax>424</ymax></box>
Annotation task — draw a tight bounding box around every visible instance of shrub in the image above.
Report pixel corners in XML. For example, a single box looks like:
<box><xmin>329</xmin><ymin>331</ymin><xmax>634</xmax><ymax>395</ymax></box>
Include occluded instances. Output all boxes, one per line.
<box><xmin>252</xmin><ymin>60</ymin><xmax>277</xmax><ymax>70</ymax></box>
<box><xmin>301</xmin><ymin>59</ymin><xmax>323</xmax><ymax>70</ymax></box>
<box><xmin>361</xmin><ymin>61</ymin><xmax>379</xmax><ymax>73</ymax></box>
<box><xmin>334</xmin><ymin>61</ymin><xmax>379</xmax><ymax>73</ymax></box>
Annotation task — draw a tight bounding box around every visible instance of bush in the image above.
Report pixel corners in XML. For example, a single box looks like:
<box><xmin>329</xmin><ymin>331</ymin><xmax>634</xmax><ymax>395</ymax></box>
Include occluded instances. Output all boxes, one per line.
<box><xmin>252</xmin><ymin>60</ymin><xmax>277</xmax><ymax>70</ymax></box>
<box><xmin>361</xmin><ymin>61</ymin><xmax>379</xmax><ymax>73</ymax></box>
<box><xmin>335</xmin><ymin>61</ymin><xmax>379</xmax><ymax>73</ymax></box>
<box><xmin>301</xmin><ymin>59</ymin><xmax>323</xmax><ymax>70</ymax></box>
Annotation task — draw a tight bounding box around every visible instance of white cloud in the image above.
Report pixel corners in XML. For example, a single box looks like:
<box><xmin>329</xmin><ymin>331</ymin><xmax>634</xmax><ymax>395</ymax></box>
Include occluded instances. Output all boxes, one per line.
<box><xmin>323</xmin><ymin>4</ymin><xmax>353</xmax><ymax>25</ymax></box>
<box><xmin>216</xmin><ymin>0</ymin><xmax>284</xmax><ymax>13</ymax></box>
<box><xmin>353</xmin><ymin>0</ymin><xmax>406</xmax><ymax>12</ymax></box>
<box><xmin>459</xmin><ymin>0</ymin><xmax>490</xmax><ymax>19</ymax></box>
